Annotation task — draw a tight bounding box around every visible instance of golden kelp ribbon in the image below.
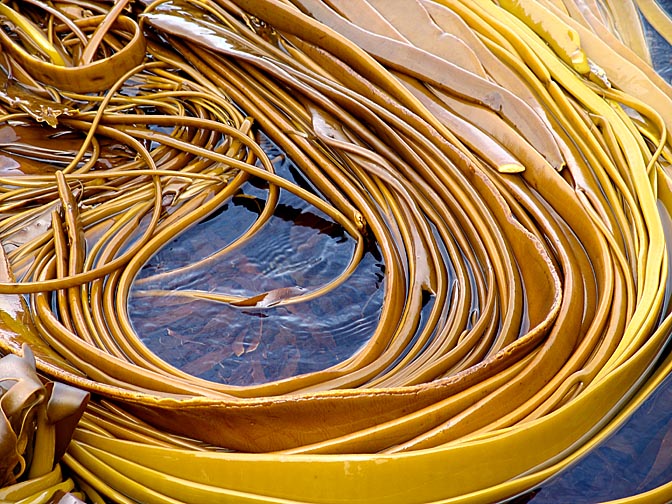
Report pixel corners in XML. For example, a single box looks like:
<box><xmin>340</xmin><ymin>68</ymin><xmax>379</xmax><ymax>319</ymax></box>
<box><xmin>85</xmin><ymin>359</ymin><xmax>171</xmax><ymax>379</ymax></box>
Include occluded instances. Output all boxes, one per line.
<box><xmin>0</xmin><ymin>0</ymin><xmax>671</xmax><ymax>502</ymax></box>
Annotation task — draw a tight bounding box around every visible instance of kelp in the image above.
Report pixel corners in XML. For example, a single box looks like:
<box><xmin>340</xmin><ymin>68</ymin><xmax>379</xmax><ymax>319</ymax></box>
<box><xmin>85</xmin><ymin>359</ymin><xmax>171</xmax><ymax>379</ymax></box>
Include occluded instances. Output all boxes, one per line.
<box><xmin>0</xmin><ymin>345</ymin><xmax>88</xmax><ymax>502</ymax></box>
<box><xmin>0</xmin><ymin>0</ymin><xmax>670</xmax><ymax>503</ymax></box>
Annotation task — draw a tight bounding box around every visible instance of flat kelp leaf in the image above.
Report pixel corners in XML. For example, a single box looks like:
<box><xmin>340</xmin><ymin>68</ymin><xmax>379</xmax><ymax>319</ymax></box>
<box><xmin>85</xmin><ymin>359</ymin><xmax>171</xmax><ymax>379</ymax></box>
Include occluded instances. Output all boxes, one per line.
<box><xmin>47</xmin><ymin>383</ymin><xmax>89</xmax><ymax>464</ymax></box>
<box><xmin>0</xmin><ymin>407</ymin><xmax>19</xmax><ymax>488</ymax></box>
<box><xmin>0</xmin><ymin>348</ymin><xmax>43</xmax><ymax>487</ymax></box>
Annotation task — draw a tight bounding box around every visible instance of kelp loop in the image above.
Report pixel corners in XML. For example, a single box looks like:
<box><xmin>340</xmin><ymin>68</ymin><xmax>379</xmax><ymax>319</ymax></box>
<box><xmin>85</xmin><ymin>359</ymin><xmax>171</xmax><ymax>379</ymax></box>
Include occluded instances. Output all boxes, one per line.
<box><xmin>0</xmin><ymin>0</ymin><xmax>671</xmax><ymax>503</ymax></box>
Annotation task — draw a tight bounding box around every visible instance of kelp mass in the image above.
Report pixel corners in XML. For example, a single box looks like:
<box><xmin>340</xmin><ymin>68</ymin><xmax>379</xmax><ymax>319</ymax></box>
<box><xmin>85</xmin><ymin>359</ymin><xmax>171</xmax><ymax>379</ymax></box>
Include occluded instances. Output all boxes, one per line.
<box><xmin>0</xmin><ymin>0</ymin><xmax>671</xmax><ymax>502</ymax></box>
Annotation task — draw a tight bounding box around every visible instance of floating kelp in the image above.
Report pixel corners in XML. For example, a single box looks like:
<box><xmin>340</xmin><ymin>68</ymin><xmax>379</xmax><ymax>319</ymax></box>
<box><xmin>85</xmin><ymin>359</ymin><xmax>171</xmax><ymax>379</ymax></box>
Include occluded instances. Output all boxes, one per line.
<box><xmin>0</xmin><ymin>0</ymin><xmax>671</xmax><ymax>503</ymax></box>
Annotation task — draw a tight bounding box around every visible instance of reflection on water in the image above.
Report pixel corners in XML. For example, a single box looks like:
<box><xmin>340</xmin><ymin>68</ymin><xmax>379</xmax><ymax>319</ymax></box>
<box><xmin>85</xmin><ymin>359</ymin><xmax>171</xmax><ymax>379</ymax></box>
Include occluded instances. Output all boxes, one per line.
<box><xmin>128</xmin><ymin>134</ymin><xmax>385</xmax><ymax>385</ymax></box>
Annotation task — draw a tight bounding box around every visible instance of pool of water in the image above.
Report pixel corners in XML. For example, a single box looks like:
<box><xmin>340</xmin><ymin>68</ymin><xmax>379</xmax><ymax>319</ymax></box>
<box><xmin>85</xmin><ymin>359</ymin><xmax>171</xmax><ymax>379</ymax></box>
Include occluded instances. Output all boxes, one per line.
<box><xmin>128</xmin><ymin>134</ymin><xmax>386</xmax><ymax>385</ymax></box>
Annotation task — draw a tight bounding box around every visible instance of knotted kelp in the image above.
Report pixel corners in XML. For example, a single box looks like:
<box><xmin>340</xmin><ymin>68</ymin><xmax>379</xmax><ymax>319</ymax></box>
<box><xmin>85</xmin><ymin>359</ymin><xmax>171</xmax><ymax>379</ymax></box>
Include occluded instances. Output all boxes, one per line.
<box><xmin>0</xmin><ymin>0</ymin><xmax>671</xmax><ymax>503</ymax></box>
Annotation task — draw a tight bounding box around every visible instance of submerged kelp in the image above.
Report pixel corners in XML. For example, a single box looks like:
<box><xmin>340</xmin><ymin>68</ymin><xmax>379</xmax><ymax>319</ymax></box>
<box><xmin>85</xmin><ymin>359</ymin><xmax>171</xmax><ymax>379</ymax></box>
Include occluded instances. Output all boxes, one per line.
<box><xmin>0</xmin><ymin>0</ymin><xmax>671</xmax><ymax>503</ymax></box>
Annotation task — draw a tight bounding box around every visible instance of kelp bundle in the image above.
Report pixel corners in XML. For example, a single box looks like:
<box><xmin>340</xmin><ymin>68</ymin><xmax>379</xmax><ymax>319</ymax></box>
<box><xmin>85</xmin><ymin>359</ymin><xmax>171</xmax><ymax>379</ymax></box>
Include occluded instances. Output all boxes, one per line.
<box><xmin>0</xmin><ymin>0</ymin><xmax>671</xmax><ymax>503</ymax></box>
<box><xmin>0</xmin><ymin>345</ymin><xmax>87</xmax><ymax>502</ymax></box>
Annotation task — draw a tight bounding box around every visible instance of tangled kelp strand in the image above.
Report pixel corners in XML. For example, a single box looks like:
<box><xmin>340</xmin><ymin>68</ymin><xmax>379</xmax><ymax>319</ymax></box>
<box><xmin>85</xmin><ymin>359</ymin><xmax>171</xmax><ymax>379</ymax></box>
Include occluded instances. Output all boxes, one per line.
<box><xmin>0</xmin><ymin>0</ymin><xmax>671</xmax><ymax>503</ymax></box>
<box><xmin>0</xmin><ymin>11</ymin><xmax>146</xmax><ymax>93</ymax></box>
